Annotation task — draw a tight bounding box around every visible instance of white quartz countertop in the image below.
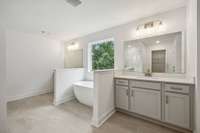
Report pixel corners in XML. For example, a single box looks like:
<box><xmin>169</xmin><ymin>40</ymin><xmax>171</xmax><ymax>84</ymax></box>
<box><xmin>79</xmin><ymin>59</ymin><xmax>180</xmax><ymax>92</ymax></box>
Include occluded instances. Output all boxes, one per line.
<box><xmin>114</xmin><ymin>75</ymin><xmax>195</xmax><ymax>85</ymax></box>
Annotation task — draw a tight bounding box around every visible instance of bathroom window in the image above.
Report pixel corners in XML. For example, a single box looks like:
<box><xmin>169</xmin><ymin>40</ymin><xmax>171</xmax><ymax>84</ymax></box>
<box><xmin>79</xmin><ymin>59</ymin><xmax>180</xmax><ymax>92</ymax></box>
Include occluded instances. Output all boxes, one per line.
<box><xmin>88</xmin><ymin>39</ymin><xmax>114</xmax><ymax>71</ymax></box>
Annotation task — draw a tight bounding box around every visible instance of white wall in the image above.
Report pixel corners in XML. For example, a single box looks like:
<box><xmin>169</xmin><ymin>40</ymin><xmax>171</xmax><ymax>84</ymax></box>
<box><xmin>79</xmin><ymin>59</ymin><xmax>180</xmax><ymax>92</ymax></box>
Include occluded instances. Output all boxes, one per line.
<box><xmin>92</xmin><ymin>70</ymin><xmax>114</xmax><ymax>127</ymax></box>
<box><xmin>6</xmin><ymin>30</ymin><xmax>64</xmax><ymax>101</ymax></box>
<box><xmin>196</xmin><ymin>0</ymin><xmax>200</xmax><ymax>132</ymax></box>
<box><xmin>65</xmin><ymin>7</ymin><xmax>187</xmax><ymax>80</ymax></box>
<box><xmin>186</xmin><ymin>0</ymin><xmax>198</xmax><ymax>133</ymax></box>
<box><xmin>53</xmin><ymin>68</ymin><xmax>84</xmax><ymax>105</ymax></box>
<box><xmin>0</xmin><ymin>28</ymin><xmax>9</xmax><ymax>133</ymax></box>
<box><xmin>186</xmin><ymin>0</ymin><xmax>197</xmax><ymax>78</ymax></box>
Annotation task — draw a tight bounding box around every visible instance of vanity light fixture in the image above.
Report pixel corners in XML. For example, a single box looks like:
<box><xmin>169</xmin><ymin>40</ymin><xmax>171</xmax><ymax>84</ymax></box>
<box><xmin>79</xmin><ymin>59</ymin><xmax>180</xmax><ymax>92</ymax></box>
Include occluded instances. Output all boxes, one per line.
<box><xmin>136</xmin><ymin>20</ymin><xmax>166</xmax><ymax>37</ymax></box>
<box><xmin>67</xmin><ymin>42</ymin><xmax>79</xmax><ymax>51</ymax></box>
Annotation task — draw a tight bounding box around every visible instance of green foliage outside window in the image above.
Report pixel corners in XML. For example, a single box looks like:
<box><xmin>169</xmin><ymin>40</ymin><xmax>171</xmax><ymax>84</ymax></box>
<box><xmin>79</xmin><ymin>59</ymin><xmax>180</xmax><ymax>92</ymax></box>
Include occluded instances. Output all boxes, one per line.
<box><xmin>92</xmin><ymin>41</ymin><xmax>114</xmax><ymax>70</ymax></box>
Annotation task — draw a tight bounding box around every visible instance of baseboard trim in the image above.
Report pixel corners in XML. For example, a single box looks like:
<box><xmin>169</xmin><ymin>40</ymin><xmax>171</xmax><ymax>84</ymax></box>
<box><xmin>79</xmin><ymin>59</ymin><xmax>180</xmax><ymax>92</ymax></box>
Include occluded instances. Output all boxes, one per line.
<box><xmin>7</xmin><ymin>88</ymin><xmax>51</xmax><ymax>102</ymax></box>
<box><xmin>91</xmin><ymin>108</ymin><xmax>115</xmax><ymax>128</ymax></box>
<box><xmin>53</xmin><ymin>95</ymin><xmax>75</xmax><ymax>106</ymax></box>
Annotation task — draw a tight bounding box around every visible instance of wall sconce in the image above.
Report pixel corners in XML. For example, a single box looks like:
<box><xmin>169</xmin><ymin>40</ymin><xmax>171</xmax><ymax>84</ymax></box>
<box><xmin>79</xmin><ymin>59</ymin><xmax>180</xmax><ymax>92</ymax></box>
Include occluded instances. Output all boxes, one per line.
<box><xmin>67</xmin><ymin>42</ymin><xmax>79</xmax><ymax>51</ymax></box>
<box><xmin>136</xmin><ymin>20</ymin><xmax>166</xmax><ymax>37</ymax></box>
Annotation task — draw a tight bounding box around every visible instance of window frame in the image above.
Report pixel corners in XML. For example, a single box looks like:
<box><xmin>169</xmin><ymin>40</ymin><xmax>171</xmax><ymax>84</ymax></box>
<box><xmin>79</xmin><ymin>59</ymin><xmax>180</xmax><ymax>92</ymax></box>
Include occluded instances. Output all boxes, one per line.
<box><xmin>88</xmin><ymin>38</ymin><xmax>114</xmax><ymax>72</ymax></box>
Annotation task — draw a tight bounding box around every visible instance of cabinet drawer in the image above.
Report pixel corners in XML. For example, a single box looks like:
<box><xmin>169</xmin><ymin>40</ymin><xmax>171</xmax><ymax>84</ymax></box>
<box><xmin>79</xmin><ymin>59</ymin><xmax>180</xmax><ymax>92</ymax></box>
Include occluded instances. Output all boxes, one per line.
<box><xmin>165</xmin><ymin>84</ymin><xmax>190</xmax><ymax>94</ymax></box>
<box><xmin>115</xmin><ymin>85</ymin><xmax>129</xmax><ymax>90</ymax></box>
<box><xmin>129</xmin><ymin>80</ymin><xmax>161</xmax><ymax>90</ymax></box>
<box><xmin>115</xmin><ymin>79</ymin><xmax>128</xmax><ymax>86</ymax></box>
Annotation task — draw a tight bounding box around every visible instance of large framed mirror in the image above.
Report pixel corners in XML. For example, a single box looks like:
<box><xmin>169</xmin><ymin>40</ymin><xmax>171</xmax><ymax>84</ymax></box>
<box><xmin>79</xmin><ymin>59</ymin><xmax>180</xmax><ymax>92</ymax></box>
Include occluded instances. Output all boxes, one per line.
<box><xmin>64</xmin><ymin>47</ymin><xmax>83</xmax><ymax>68</ymax></box>
<box><xmin>124</xmin><ymin>32</ymin><xmax>185</xmax><ymax>73</ymax></box>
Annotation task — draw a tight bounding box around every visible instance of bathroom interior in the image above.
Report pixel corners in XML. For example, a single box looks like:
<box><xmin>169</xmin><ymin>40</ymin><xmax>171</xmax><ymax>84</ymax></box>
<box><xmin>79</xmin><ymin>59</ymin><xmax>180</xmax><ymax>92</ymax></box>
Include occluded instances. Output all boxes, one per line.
<box><xmin>55</xmin><ymin>5</ymin><xmax>194</xmax><ymax>133</ymax></box>
<box><xmin>1</xmin><ymin>0</ymin><xmax>199</xmax><ymax>133</ymax></box>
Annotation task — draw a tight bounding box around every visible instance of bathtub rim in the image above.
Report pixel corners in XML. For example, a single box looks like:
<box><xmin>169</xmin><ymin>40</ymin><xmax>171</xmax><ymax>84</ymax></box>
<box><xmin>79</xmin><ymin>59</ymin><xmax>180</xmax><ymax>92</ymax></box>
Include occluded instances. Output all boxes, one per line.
<box><xmin>72</xmin><ymin>80</ymin><xmax>94</xmax><ymax>89</ymax></box>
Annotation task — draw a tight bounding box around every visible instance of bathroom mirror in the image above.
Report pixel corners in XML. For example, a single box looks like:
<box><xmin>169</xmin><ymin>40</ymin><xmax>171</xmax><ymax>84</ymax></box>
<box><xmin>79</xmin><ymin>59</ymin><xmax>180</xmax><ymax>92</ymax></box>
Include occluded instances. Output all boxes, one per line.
<box><xmin>124</xmin><ymin>32</ymin><xmax>185</xmax><ymax>73</ymax></box>
<box><xmin>64</xmin><ymin>47</ymin><xmax>83</xmax><ymax>68</ymax></box>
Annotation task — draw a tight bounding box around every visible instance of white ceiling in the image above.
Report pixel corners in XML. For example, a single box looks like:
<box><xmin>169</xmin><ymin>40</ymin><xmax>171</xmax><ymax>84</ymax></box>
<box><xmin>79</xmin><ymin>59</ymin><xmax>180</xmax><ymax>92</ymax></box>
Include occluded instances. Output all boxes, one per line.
<box><xmin>0</xmin><ymin>0</ymin><xmax>187</xmax><ymax>41</ymax></box>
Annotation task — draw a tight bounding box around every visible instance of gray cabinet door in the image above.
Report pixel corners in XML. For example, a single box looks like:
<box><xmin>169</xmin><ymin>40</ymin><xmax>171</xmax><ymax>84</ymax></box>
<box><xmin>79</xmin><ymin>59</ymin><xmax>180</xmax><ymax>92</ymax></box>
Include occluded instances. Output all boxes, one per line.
<box><xmin>130</xmin><ymin>88</ymin><xmax>161</xmax><ymax>120</ymax></box>
<box><xmin>165</xmin><ymin>92</ymin><xmax>190</xmax><ymax>128</ymax></box>
<box><xmin>115</xmin><ymin>86</ymin><xmax>129</xmax><ymax>110</ymax></box>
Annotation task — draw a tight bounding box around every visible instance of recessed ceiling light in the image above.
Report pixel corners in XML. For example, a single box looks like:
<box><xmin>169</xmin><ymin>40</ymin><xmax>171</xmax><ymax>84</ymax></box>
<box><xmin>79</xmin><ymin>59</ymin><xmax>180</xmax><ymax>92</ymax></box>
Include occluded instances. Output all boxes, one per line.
<box><xmin>156</xmin><ymin>40</ymin><xmax>160</xmax><ymax>44</ymax></box>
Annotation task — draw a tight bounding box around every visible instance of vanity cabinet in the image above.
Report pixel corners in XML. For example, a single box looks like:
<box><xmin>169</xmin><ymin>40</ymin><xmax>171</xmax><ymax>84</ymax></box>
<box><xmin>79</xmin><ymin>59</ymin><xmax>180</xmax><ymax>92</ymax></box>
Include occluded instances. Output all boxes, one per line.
<box><xmin>129</xmin><ymin>80</ymin><xmax>161</xmax><ymax>120</ymax></box>
<box><xmin>114</xmin><ymin>78</ymin><xmax>194</xmax><ymax>131</ymax></box>
<box><xmin>164</xmin><ymin>92</ymin><xmax>190</xmax><ymax>128</ymax></box>
<box><xmin>115</xmin><ymin>79</ymin><xmax>129</xmax><ymax>110</ymax></box>
<box><xmin>115</xmin><ymin>85</ymin><xmax>129</xmax><ymax>110</ymax></box>
<box><xmin>130</xmin><ymin>88</ymin><xmax>161</xmax><ymax>120</ymax></box>
<box><xmin>164</xmin><ymin>84</ymin><xmax>191</xmax><ymax>129</ymax></box>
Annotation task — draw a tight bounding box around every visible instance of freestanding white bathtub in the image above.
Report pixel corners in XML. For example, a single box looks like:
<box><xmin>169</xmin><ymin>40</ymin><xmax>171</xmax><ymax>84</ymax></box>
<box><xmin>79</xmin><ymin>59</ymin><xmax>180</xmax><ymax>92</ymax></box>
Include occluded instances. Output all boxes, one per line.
<box><xmin>73</xmin><ymin>81</ymin><xmax>93</xmax><ymax>107</ymax></box>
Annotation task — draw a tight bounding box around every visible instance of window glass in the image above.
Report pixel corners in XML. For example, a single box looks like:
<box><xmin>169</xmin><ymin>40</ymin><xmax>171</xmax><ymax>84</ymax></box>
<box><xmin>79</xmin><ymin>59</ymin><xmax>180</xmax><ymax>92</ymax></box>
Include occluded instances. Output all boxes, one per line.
<box><xmin>90</xmin><ymin>40</ymin><xmax>114</xmax><ymax>70</ymax></box>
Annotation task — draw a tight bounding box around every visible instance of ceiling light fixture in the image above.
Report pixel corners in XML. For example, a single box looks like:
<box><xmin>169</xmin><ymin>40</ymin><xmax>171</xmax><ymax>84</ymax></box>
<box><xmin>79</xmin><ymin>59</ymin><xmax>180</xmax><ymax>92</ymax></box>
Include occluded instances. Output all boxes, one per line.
<box><xmin>41</xmin><ymin>30</ymin><xmax>51</xmax><ymax>35</ymax></box>
<box><xmin>66</xmin><ymin>0</ymin><xmax>82</xmax><ymax>7</ymax></box>
<box><xmin>41</xmin><ymin>30</ymin><xmax>46</xmax><ymax>34</ymax></box>
<box><xmin>136</xmin><ymin>20</ymin><xmax>166</xmax><ymax>37</ymax></box>
<box><xmin>156</xmin><ymin>40</ymin><xmax>160</xmax><ymax>44</ymax></box>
